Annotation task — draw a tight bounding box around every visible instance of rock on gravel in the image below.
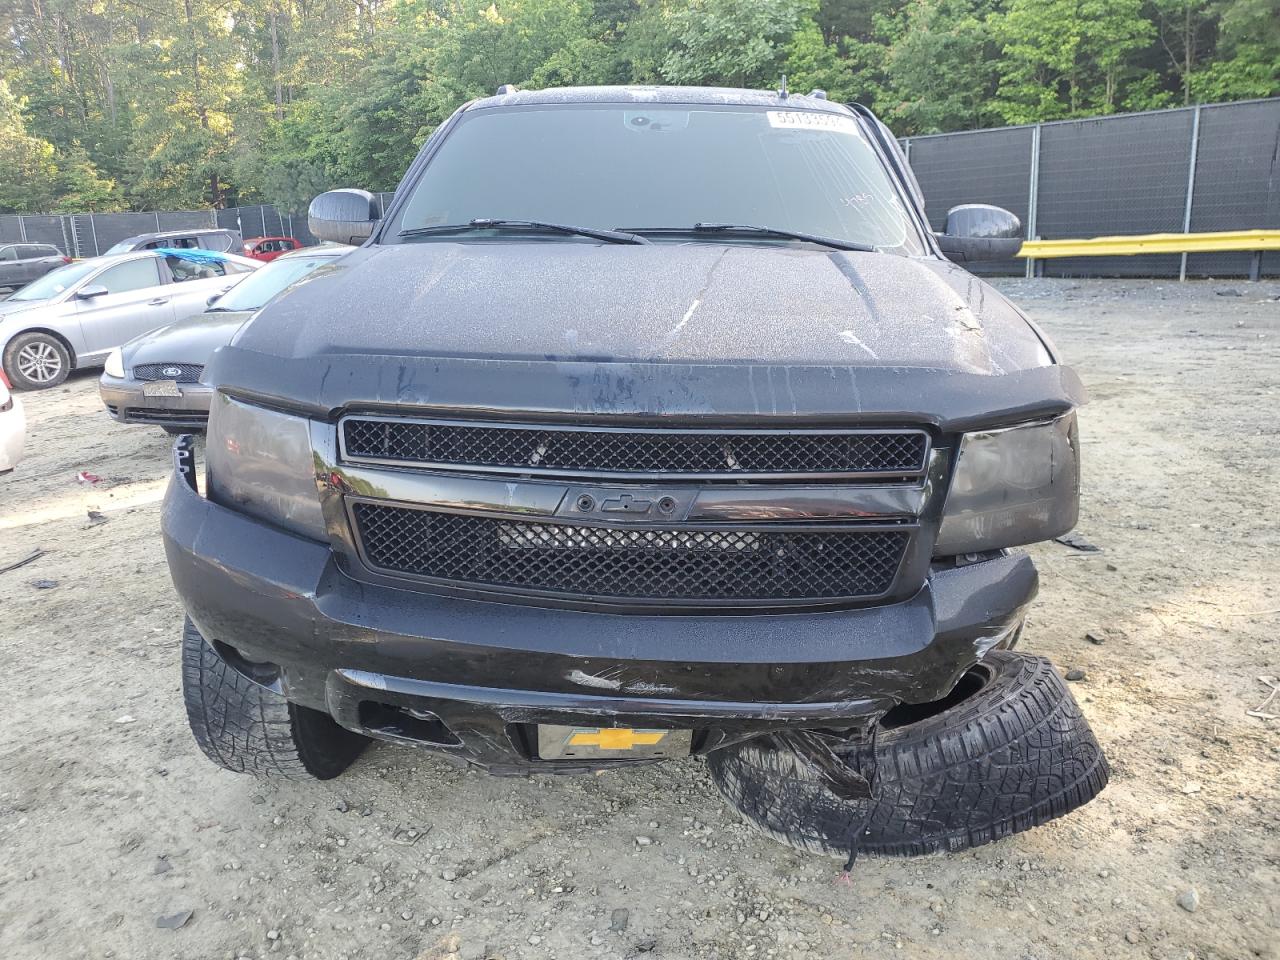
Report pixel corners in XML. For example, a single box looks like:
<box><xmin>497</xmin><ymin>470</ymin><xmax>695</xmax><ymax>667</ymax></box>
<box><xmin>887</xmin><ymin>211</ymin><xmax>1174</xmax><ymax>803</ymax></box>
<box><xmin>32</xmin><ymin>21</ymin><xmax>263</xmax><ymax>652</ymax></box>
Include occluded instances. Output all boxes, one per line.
<box><xmin>1177</xmin><ymin>888</ymin><xmax>1200</xmax><ymax>913</ymax></box>
<box><xmin>155</xmin><ymin>910</ymin><xmax>193</xmax><ymax>929</ymax></box>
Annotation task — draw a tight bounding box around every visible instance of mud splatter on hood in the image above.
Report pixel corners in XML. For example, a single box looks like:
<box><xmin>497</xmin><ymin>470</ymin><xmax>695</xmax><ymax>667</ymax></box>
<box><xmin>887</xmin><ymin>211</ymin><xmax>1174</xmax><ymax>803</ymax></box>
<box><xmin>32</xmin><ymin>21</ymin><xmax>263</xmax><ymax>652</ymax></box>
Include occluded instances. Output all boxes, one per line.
<box><xmin>236</xmin><ymin>243</ymin><xmax>1053</xmax><ymax>375</ymax></box>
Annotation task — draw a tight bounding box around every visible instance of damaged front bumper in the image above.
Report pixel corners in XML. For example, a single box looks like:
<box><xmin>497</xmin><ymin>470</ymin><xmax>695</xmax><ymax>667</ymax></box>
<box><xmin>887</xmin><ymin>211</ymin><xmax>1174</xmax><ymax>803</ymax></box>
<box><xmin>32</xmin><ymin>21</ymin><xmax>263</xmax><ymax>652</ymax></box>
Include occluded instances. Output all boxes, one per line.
<box><xmin>162</xmin><ymin>450</ymin><xmax>1037</xmax><ymax>774</ymax></box>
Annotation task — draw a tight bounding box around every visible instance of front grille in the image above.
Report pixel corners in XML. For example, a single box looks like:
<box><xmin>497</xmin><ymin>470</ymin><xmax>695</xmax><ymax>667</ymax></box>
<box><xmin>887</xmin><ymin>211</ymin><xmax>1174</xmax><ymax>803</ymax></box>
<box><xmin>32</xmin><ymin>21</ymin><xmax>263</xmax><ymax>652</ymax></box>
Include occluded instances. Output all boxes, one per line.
<box><xmin>133</xmin><ymin>362</ymin><xmax>204</xmax><ymax>383</ymax></box>
<box><xmin>341</xmin><ymin>419</ymin><xmax>928</xmax><ymax>479</ymax></box>
<box><xmin>351</xmin><ymin>502</ymin><xmax>909</xmax><ymax>604</ymax></box>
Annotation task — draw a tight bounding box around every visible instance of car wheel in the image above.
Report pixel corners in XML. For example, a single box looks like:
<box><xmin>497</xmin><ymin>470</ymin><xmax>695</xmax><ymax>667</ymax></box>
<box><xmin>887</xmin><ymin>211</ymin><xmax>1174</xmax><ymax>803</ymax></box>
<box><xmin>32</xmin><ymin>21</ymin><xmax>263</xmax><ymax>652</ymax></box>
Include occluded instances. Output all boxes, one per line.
<box><xmin>4</xmin><ymin>331</ymin><xmax>71</xmax><ymax>390</ymax></box>
<box><xmin>181</xmin><ymin>617</ymin><xmax>368</xmax><ymax>780</ymax></box>
<box><xmin>707</xmin><ymin>652</ymin><xmax>1109</xmax><ymax>859</ymax></box>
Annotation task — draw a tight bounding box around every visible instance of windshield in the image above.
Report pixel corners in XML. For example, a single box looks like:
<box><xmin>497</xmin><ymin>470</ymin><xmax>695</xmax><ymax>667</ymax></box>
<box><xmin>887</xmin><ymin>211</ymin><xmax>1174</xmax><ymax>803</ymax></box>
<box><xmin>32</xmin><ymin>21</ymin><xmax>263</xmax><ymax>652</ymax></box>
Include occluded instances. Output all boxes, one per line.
<box><xmin>209</xmin><ymin>253</ymin><xmax>334</xmax><ymax>311</ymax></box>
<box><xmin>390</xmin><ymin>104</ymin><xmax>923</xmax><ymax>255</ymax></box>
<box><xmin>10</xmin><ymin>260</ymin><xmax>100</xmax><ymax>301</ymax></box>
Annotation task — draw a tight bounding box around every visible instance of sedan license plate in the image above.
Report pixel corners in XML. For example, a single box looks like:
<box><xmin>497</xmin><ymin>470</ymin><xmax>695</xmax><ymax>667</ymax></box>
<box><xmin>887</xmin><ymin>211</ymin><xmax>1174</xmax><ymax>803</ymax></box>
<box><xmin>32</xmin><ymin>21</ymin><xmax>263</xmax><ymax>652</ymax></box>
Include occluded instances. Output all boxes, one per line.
<box><xmin>537</xmin><ymin>725</ymin><xmax>691</xmax><ymax>760</ymax></box>
<box><xmin>142</xmin><ymin>379</ymin><xmax>182</xmax><ymax>398</ymax></box>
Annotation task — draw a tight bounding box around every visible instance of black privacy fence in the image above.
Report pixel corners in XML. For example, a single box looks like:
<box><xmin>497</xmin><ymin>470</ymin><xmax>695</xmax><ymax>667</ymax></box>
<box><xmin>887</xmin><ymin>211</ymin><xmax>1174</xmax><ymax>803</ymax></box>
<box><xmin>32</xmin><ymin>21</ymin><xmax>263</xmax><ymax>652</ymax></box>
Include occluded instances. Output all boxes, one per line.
<box><xmin>901</xmin><ymin>96</ymin><xmax>1279</xmax><ymax>278</ymax></box>
<box><xmin>3</xmin><ymin>98</ymin><xmax>1277</xmax><ymax>278</ymax></box>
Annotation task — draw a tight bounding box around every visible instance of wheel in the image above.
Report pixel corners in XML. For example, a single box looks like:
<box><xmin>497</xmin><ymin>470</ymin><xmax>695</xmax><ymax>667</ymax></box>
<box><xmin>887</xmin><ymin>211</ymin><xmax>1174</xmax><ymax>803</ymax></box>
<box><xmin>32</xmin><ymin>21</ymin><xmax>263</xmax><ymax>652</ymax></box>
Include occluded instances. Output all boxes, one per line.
<box><xmin>181</xmin><ymin>617</ymin><xmax>368</xmax><ymax>779</ymax></box>
<box><xmin>4</xmin><ymin>331</ymin><xmax>71</xmax><ymax>389</ymax></box>
<box><xmin>707</xmin><ymin>652</ymin><xmax>1109</xmax><ymax>859</ymax></box>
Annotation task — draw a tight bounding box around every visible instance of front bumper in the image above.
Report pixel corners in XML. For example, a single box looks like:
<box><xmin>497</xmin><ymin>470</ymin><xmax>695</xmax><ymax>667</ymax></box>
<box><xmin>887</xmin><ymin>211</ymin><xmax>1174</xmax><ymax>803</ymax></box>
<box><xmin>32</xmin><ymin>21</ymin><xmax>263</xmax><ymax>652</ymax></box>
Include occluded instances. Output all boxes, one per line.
<box><xmin>162</xmin><ymin>453</ymin><xmax>1039</xmax><ymax>773</ymax></box>
<box><xmin>99</xmin><ymin>376</ymin><xmax>212</xmax><ymax>430</ymax></box>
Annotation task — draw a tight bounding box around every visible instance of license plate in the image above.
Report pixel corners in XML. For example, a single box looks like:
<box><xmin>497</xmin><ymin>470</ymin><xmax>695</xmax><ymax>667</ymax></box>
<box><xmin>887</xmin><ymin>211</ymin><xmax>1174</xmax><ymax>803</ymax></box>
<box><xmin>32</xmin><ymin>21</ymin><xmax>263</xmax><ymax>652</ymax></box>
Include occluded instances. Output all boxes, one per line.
<box><xmin>143</xmin><ymin>379</ymin><xmax>182</xmax><ymax>398</ymax></box>
<box><xmin>537</xmin><ymin>725</ymin><xmax>691</xmax><ymax>760</ymax></box>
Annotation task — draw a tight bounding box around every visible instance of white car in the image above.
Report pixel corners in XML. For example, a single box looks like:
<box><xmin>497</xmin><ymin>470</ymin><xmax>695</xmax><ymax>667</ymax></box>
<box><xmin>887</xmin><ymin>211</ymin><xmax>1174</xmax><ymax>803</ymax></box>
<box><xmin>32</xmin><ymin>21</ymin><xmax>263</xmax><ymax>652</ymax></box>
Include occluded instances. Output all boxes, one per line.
<box><xmin>0</xmin><ymin>249</ymin><xmax>259</xmax><ymax>390</ymax></box>
<box><xmin>0</xmin><ymin>369</ymin><xmax>24</xmax><ymax>474</ymax></box>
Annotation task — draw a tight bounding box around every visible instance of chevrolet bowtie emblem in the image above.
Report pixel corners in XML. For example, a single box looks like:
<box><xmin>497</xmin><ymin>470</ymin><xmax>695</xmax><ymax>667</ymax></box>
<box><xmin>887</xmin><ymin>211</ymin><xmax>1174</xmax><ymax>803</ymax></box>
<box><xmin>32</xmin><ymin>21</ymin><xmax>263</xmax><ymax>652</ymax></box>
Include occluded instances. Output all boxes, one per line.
<box><xmin>568</xmin><ymin>728</ymin><xmax>666</xmax><ymax>750</ymax></box>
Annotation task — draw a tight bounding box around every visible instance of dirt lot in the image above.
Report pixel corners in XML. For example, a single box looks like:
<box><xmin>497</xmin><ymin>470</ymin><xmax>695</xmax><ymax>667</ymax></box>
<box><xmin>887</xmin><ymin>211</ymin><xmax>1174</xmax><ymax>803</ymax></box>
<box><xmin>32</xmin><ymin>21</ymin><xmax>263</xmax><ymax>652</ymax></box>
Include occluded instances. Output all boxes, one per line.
<box><xmin>1</xmin><ymin>279</ymin><xmax>1277</xmax><ymax>960</ymax></box>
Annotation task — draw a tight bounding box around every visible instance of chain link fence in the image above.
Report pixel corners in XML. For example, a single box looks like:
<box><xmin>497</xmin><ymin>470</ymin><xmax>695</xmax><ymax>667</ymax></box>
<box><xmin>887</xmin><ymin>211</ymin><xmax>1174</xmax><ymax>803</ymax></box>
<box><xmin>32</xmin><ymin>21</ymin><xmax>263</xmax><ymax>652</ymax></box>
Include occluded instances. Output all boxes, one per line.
<box><xmin>0</xmin><ymin>195</ymin><xmax>395</xmax><ymax>260</ymax></box>
<box><xmin>3</xmin><ymin>98</ymin><xmax>1276</xmax><ymax>278</ymax></box>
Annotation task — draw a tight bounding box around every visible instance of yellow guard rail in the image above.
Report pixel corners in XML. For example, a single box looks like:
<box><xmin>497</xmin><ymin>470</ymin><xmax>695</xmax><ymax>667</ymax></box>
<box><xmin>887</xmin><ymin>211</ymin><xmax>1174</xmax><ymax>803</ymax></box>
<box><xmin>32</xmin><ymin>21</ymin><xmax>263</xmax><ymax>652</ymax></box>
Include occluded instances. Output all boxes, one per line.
<box><xmin>1018</xmin><ymin>229</ymin><xmax>1280</xmax><ymax>259</ymax></box>
<box><xmin>1017</xmin><ymin>229</ymin><xmax>1279</xmax><ymax>280</ymax></box>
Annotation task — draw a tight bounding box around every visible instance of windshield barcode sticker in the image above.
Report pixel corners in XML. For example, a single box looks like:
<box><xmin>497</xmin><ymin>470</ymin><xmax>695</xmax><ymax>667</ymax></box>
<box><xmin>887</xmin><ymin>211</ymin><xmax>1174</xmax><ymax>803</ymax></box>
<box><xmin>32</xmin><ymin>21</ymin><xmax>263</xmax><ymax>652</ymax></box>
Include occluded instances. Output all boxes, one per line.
<box><xmin>767</xmin><ymin>111</ymin><xmax>860</xmax><ymax>135</ymax></box>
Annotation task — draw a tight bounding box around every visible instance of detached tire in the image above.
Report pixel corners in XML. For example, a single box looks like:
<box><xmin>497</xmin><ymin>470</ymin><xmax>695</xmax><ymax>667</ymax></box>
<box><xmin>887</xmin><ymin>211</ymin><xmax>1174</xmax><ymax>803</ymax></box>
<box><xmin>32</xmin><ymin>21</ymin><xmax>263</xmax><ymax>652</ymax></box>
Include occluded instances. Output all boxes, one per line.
<box><xmin>181</xmin><ymin>618</ymin><xmax>367</xmax><ymax>780</ymax></box>
<box><xmin>708</xmin><ymin>652</ymin><xmax>1109</xmax><ymax>858</ymax></box>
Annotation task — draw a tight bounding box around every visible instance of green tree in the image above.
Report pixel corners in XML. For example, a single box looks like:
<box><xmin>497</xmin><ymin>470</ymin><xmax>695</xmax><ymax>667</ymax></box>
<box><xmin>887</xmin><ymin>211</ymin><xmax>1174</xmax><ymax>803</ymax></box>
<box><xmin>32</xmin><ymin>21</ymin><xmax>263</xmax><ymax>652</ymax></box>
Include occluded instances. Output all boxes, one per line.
<box><xmin>1193</xmin><ymin>0</ymin><xmax>1280</xmax><ymax>100</ymax></box>
<box><xmin>993</xmin><ymin>0</ymin><xmax>1158</xmax><ymax>122</ymax></box>
<box><xmin>53</xmin><ymin>144</ymin><xmax>124</xmax><ymax>212</ymax></box>
<box><xmin>882</xmin><ymin>0</ymin><xmax>999</xmax><ymax>133</ymax></box>
<box><xmin>663</xmin><ymin>0</ymin><xmax>810</xmax><ymax>88</ymax></box>
<box><xmin>0</xmin><ymin>80</ymin><xmax>58</xmax><ymax>213</ymax></box>
<box><xmin>784</xmin><ymin>16</ymin><xmax>856</xmax><ymax>100</ymax></box>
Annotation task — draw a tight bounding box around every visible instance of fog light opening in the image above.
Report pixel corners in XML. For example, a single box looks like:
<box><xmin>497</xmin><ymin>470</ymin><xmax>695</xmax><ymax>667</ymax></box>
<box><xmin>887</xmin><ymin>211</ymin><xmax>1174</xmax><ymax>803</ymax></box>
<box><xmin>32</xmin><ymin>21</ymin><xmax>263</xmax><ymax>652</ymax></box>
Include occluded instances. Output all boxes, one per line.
<box><xmin>357</xmin><ymin>702</ymin><xmax>462</xmax><ymax>746</ymax></box>
<box><xmin>878</xmin><ymin>662</ymin><xmax>994</xmax><ymax>730</ymax></box>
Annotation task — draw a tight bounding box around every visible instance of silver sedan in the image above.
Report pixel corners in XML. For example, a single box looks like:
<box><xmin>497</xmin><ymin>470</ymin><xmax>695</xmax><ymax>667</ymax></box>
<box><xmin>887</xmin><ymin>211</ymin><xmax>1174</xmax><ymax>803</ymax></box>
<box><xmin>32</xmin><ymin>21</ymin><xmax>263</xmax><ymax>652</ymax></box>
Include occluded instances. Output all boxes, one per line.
<box><xmin>0</xmin><ymin>249</ymin><xmax>258</xmax><ymax>390</ymax></box>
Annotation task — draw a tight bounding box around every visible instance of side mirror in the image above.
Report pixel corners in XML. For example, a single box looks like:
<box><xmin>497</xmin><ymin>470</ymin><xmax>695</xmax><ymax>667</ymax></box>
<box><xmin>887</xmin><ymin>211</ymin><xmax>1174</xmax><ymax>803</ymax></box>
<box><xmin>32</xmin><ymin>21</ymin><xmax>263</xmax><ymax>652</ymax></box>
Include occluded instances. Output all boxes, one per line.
<box><xmin>935</xmin><ymin>203</ymin><xmax>1023</xmax><ymax>262</ymax></box>
<box><xmin>308</xmin><ymin>189</ymin><xmax>381</xmax><ymax>245</ymax></box>
<box><xmin>76</xmin><ymin>284</ymin><xmax>109</xmax><ymax>300</ymax></box>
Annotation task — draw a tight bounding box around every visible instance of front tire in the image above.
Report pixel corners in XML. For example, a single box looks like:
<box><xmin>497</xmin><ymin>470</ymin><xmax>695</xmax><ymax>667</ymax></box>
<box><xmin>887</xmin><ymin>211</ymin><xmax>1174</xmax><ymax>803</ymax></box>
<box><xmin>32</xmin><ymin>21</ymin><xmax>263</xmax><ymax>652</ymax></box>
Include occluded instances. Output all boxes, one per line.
<box><xmin>181</xmin><ymin>617</ymin><xmax>367</xmax><ymax>780</ymax></box>
<box><xmin>4</xmin><ymin>331</ymin><xmax>71</xmax><ymax>390</ymax></box>
<box><xmin>708</xmin><ymin>652</ymin><xmax>1109</xmax><ymax>859</ymax></box>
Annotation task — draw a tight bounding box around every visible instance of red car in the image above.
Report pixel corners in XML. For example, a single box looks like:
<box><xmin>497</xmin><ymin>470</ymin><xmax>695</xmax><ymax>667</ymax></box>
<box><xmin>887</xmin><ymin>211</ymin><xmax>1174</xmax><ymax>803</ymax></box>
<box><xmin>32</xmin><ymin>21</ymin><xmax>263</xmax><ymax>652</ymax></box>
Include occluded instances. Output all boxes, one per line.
<box><xmin>242</xmin><ymin>236</ymin><xmax>303</xmax><ymax>262</ymax></box>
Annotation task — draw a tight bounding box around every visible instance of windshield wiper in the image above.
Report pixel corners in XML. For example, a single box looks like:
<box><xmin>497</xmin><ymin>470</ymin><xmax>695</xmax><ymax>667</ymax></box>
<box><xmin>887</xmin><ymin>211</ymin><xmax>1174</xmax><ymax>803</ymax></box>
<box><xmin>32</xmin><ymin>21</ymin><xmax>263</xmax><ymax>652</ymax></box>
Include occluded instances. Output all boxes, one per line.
<box><xmin>398</xmin><ymin>218</ymin><xmax>648</xmax><ymax>245</ymax></box>
<box><xmin>622</xmin><ymin>223</ymin><xmax>875</xmax><ymax>253</ymax></box>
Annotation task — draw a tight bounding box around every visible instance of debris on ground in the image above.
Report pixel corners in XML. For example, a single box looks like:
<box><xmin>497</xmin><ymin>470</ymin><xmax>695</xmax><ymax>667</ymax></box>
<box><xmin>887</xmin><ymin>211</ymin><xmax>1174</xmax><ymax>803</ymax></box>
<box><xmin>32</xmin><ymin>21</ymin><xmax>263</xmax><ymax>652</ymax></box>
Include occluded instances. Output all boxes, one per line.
<box><xmin>0</xmin><ymin>548</ymin><xmax>45</xmax><ymax>574</ymax></box>
<box><xmin>86</xmin><ymin>510</ymin><xmax>109</xmax><ymax>526</ymax></box>
<box><xmin>1054</xmin><ymin>531</ymin><xmax>1102</xmax><ymax>552</ymax></box>
<box><xmin>75</xmin><ymin>470</ymin><xmax>102</xmax><ymax>485</ymax></box>
<box><xmin>29</xmin><ymin>578</ymin><xmax>58</xmax><ymax>590</ymax></box>
<box><xmin>1066</xmin><ymin>668</ymin><xmax>1087</xmax><ymax>681</ymax></box>
<box><xmin>1247</xmin><ymin>676</ymin><xmax>1279</xmax><ymax>720</ymax></box>
<box><xmin>1176</xmin><ymin>888</ymin><xmax>1200</xmax><ymax>913</ymax></box>
<box><xmin>155</xmin><ymin>909</ymin><xmax>193</xmax><ymax>929</ymax></box>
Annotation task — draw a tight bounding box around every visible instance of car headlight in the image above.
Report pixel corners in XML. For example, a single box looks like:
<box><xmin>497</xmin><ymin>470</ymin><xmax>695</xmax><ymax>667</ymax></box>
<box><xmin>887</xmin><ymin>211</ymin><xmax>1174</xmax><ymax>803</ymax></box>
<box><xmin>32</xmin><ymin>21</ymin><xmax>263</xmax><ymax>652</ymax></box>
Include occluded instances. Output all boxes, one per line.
<box><xmin>104</xmin><ymin>348</ymin><xmax>125</xmax><ymax>379</ymax></box>
<box><xmin>205</xmin><ymin>392</ymin><xmax>327</xmax><ymax>540</ymax></box>
<box><xmin>934</xmin><ymin>412</ymin><xmax>1079</xmax><ymax>556</ymax></box>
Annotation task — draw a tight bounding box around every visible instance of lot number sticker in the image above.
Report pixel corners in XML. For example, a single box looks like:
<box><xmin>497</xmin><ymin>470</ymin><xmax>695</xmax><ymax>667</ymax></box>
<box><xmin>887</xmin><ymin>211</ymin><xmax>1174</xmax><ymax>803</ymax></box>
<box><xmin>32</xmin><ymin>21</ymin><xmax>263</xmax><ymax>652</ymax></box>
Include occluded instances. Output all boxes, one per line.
<box><xmin>767</xmin><ymin>111</ymin><xmax>861</xmax><ymax>135</ymax></box>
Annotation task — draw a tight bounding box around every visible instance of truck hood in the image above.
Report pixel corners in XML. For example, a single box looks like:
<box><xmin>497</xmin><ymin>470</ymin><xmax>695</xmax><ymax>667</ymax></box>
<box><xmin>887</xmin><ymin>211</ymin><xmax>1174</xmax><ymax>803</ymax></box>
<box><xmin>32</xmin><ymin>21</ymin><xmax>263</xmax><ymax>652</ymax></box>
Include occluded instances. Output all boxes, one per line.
<box><xmin>234</xmin><ymin>243</ymin><xmax>1052</xmax><ymax>374</ymax></box>
<box><xmin>123</xmin><ymin>310</ymin><xmax>255</xmax><ymax>368</ymax></box>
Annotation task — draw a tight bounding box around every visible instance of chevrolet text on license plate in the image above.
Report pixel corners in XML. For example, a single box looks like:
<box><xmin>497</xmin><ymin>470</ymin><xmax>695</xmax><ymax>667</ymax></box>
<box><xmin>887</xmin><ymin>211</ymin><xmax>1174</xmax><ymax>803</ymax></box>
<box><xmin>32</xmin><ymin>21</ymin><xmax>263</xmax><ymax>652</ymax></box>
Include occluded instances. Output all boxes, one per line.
<box><xmin>537</xmin><ymin>725</ymin><xmax>692</xmax><ymax>760</ymax></box>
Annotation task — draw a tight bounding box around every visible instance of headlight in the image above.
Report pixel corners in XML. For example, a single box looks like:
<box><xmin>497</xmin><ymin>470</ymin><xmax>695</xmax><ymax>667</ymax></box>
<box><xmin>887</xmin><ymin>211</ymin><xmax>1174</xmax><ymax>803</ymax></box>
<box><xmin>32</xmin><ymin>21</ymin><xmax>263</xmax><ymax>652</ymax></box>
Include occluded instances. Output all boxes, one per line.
<box><xmin>104</xmin><ymin>348</ymin><xmax>125</xmax><ymax>379</ymax></box>
<box><xmin>934</xmin><ymin>413</ymin><xmax>1079</xmax><ymax>556</ymax></box>
<box><xmin>205</xmin><ymin>392</ymin><xmax>327</xmax><ymax>540</ymax></box>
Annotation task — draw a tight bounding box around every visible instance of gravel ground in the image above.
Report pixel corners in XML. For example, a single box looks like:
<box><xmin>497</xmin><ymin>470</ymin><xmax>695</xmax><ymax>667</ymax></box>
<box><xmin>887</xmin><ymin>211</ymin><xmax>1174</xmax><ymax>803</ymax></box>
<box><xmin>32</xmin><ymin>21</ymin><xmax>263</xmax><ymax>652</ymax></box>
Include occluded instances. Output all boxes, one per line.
<box><xmin>1</xmin><ymin>278</ymin><xmax>1277</xmax><ymax>960</ymax></box>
